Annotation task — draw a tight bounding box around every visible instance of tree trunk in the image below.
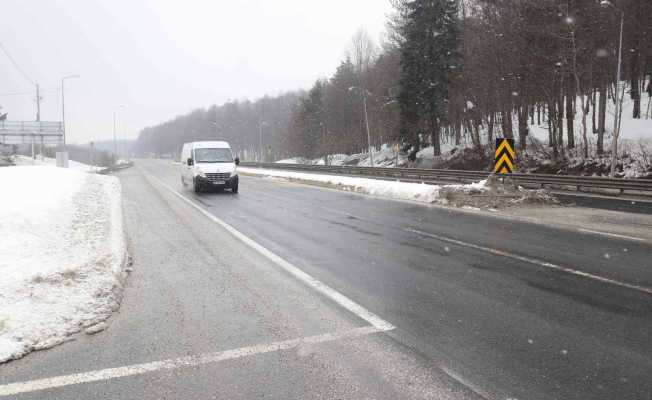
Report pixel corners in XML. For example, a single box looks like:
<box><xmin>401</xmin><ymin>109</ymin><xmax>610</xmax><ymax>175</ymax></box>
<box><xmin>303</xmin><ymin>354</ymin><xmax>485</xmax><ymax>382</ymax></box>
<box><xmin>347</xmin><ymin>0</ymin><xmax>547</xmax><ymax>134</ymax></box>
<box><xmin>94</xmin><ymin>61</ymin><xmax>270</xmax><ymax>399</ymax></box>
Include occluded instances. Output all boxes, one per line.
<box><xmin>537</xmin><ymin>103</ymin><xmax>541</xmax><ymax>125</ymax></box>
<box><xmin>517</xmin><ymin>106</ymin><xmax>528</xmax><ymax>153</ymax></box>
<box><xmin>454</xmin><ymin>120</ymin><xmax>462</xmax><ymax>146</ymax></box>
<box><xmin>597</xmin><ymin>84</ymin><xmax>607</xmax><ymax>155</ymax></box>
<box><xmin>432</xmin><ymin>118</ymin><xmax>441</xmax><ymax>156</ymax></box>
<box><xmin>502</xmin><ymin>109</ymin><xmax>513</xmax><ymax>138</ymax></box>
<box><xmin>487</xmin><ymin>113</ymin><xmax>495</xmax><ymax>146</ymax></box>
<box><xmin>548</xmin><ymin>102</ymin><xmax>559</xmax><ymax>159</ymax></box>
<box><xmin>566</xmin><ymin>91</ymin><xmax>575</xmax><ymax>149</ymax></box>
<box><xmin>630</xmin><ymin>0</ymin><xmax>642</xmax><ymax>119</ymax></box>
<box><xmin>466</xmin><ymin>118</ymin><xmax>480</xmax><ymax>148</ymax></box>
<box><xmin>592</xmin><ymin>88</ymin><xmax>598</xmax><ymax>133</ymax></box>
<box><xmin>556</xmin><ymin>96</ymin><xmax>564</xmax><ymax>151</ymax></box>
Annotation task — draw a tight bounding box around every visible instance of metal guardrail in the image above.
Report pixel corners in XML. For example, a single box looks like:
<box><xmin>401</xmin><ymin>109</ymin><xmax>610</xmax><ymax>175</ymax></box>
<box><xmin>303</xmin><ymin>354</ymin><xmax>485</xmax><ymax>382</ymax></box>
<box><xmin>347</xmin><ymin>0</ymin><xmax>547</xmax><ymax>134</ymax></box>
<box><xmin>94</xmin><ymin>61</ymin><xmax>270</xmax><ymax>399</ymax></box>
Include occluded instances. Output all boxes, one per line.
<box><xmin>97</xmin><ymin>161</ymin><xmax>134</xmax><ymax>175</ymax></box>
<box><xmin>240</xmin><ymin>162</ymin><xmax>652</xmax><ymax>196</ymax></box>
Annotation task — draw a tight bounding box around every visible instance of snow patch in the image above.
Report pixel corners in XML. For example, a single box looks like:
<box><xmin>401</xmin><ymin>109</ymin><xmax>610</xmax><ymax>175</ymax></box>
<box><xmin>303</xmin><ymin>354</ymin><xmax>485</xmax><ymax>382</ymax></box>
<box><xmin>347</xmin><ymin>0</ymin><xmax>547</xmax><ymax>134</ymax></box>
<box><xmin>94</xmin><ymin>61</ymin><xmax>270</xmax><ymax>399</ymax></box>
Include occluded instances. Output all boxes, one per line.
<box><xmin>240</xmin><ymin>167</ymin><xmax>442</xmax><ymax>203</ymax></box>
<box><xmin>0</xmin><ymin>166</ymin><xmax>126</xmax><ymax>363</ymax></box>
<box><xmin>11</xmin><ymin>155</ymin><xmax>103</xmax><ymax>173</ymax></box>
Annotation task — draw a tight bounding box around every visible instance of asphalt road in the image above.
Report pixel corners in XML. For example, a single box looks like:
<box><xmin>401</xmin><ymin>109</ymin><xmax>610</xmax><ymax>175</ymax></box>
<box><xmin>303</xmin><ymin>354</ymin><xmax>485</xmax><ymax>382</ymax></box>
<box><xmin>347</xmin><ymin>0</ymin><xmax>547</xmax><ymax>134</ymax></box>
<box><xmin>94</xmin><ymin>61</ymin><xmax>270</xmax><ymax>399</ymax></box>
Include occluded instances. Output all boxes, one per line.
<box><xmin>2</xmin><ymin>159</ymin><xmax>651</xmax><ymax>400</ymax></box>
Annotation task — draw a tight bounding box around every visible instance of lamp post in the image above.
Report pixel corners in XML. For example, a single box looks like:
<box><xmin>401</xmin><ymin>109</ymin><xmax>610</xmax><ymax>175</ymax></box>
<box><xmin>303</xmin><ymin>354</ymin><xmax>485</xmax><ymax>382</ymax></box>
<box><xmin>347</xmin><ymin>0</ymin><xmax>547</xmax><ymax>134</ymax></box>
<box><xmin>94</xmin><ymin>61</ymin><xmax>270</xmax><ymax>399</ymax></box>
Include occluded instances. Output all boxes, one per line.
<box><xmin>61</xmin><ymin>75</ymin><xmax>79</xmax><ymax>149</ymax></box>
<box><xmin>113</xmin><ymin>104</ymin><xmax>126</xmax><ymax>160</ymax></box>
<box><xmin>349</xmin><ymin>86</ymin><xmax>374</xmax><ymax>167</ymax></box>
<box><xmin>600</xmin><ymin>0</ymin><xmax>624</xmax><ymax>178</ymax></box>
<box><xmin>259</xmin><ymin>121</ymin><xmax>268</xmax><ymax>162</ymax></box>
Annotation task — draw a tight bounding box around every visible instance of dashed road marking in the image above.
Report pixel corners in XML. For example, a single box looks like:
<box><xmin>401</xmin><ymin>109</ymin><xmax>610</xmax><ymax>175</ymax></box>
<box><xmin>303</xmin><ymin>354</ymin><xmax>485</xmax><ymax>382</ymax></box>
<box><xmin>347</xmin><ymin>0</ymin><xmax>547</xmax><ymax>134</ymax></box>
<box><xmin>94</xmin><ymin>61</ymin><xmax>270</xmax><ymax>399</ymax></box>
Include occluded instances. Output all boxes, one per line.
<box><xmin>404</xmin><ymin>227</ymin><xmax>652</xmax><ymax>296</ymax></box>
<box><xmin>0</xmin><ymin>327</ymin><xmax>382</xmax><ymax>397</ymax></box>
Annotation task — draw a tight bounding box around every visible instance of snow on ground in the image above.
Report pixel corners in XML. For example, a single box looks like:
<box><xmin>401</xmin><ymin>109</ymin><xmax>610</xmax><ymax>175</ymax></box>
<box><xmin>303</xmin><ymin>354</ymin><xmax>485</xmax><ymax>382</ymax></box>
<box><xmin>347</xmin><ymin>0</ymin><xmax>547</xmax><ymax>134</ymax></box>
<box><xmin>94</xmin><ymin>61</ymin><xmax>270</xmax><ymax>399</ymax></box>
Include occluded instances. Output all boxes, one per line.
<box><xmin>11</xmin><ymin>155</ymin><xmax>104</xmax><ymax>173</ymax></box>
<box><xmin>0</xmin><ymin>166</ymin><xmax>126</xmax><ymax>363</ymax></box>
<box><xmin>239</xmin><ymin>167</ymin><xmax>492</xmax><ymax>204</ymax></box>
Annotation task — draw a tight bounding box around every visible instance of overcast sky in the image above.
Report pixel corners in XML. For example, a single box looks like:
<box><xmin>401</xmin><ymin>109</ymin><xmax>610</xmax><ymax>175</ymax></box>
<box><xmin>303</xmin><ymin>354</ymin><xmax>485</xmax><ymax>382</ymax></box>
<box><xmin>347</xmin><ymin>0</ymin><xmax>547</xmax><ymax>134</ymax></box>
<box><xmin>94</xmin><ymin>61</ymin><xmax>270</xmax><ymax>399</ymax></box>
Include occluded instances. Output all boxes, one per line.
<box><xmin>0</xmin><ymin>0</ymin><xmax>392</xmax><ymax>143</ymax></box>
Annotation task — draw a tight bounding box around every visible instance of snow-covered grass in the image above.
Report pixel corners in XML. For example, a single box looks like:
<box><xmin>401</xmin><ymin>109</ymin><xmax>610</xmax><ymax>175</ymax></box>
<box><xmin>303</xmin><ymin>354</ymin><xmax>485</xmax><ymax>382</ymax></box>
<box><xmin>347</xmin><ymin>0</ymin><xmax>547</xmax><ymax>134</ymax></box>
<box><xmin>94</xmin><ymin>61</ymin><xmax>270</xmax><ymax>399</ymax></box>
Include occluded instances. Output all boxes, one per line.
<box><xmin>239</xmin><ymin>167</ymin><xmax>491</xmax><ymax>204</ymax></box>
<box><xmin>11</xmin><ymin>155</ymin><xmax>103</xmax><ymax>173</ymax></box>
<box><xmin>0</xmin><ymin>166</ymin><xmax>126</xmax><ymax>363</ymax></box>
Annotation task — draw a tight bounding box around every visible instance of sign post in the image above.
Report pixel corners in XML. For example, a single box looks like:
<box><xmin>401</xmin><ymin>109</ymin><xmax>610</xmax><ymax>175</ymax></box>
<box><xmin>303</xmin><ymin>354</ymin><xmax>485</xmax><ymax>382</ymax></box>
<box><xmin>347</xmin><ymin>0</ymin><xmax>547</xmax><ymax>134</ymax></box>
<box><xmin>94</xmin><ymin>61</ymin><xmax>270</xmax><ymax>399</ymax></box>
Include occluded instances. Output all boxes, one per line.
<box><xmin>494</xmin><ymin>138</ymin><xmax>515</xmax><ymax>174</ymax></box>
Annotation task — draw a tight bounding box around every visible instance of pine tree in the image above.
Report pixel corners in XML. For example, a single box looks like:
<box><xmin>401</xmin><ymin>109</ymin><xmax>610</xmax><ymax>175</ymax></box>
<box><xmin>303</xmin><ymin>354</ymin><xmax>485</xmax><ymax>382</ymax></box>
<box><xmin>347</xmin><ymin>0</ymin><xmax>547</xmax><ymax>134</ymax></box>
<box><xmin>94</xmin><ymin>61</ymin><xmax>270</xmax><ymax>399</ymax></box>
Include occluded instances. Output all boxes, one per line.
<box><xmin>398</xmin><ymin>0</ymin><xmax>462</xmax><ymax>158</ymax></box>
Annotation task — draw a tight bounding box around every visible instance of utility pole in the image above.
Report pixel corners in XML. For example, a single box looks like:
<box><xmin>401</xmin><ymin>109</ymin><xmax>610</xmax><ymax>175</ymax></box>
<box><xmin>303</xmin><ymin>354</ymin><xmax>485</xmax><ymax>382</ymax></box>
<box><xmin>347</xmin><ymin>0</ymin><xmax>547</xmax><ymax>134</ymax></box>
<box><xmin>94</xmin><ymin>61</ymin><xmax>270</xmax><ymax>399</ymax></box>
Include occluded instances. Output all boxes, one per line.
<box><xmin>362</xmin><ymin>91</ymin><xmax>374</xmax><ymax>167</ymax></box>
<box><xmin>259</xmin><ymin>121</ymin><xmax>264</xmax><ymax>162</ymax></box>
<box><xmin>113</xmin><ymin>111</ymin><xmax>117</xmax><ymax>157</ymax></box>
<box><xmin>35</xmin><ymin>84</ymin><xmax>41</xmax><ymax>122</ymax></box>
<box><xmin>61</xmin><ymin>75</ymin><xmax>80</xmax><ymax>149</ymax></box>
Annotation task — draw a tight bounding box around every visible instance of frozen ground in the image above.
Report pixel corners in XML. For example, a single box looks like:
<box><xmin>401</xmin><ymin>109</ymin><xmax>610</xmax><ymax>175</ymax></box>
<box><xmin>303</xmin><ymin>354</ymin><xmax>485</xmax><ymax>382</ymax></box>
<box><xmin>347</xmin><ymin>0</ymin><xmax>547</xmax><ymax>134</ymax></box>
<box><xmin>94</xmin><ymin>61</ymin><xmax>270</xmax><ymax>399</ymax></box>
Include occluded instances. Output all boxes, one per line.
<box><xmin>11</xmin><ymin>155</ymin><xmax>103</xmax><ymax>173</ymax></box>
<box><xmin>240</xmin><ymin>167</ymin><xmax>444</xmax><ymax>203</ymax></box>
<box><xmin>0</xmin><ymin>166</ymin><xmax>126</xmax><ymax>363</ymax></box>
<box><xmin>239</xmin><ymin>167</ymin><xmax>555</xmax><ymax>208</ymax></box>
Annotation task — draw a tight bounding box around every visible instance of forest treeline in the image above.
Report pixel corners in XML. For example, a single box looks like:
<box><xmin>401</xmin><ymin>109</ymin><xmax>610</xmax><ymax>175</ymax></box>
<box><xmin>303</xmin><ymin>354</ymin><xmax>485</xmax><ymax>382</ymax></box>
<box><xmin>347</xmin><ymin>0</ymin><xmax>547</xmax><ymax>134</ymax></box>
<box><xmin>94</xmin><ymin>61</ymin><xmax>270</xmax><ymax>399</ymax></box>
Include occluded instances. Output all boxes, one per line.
<box><xmin>134</xmin><ymin>0</ymin><xmax>652</xmax><ymax>164</ymax></box>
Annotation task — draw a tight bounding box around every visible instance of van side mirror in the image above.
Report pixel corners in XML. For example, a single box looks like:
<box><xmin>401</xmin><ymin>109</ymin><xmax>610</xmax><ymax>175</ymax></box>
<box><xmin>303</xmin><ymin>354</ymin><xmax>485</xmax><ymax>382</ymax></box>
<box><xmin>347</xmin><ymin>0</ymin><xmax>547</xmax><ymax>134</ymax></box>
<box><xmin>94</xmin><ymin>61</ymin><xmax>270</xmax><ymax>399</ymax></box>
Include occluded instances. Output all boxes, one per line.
<box><xmin>235</xmin><ymin>157</ymin><xmax>240</xmax><ymax>165</ymax></box>
<box><xmin>187</xmin><ymin>158</ymin><xmax>193</xmax><ymax>166</ymax></box>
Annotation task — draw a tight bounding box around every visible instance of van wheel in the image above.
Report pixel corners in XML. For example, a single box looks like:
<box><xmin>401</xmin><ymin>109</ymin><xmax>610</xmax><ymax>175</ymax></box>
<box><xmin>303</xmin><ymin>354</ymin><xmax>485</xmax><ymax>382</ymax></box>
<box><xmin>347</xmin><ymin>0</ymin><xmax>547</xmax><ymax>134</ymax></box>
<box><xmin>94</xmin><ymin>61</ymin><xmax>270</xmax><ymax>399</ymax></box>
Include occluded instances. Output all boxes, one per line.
<box><xmin>193</xmin><ymin>178</ymin><xmax>201</xmax><ymax>193</ymax></box>
<box><xmin>231</xmin><ymin>177</ymin><xmax>239</xmax><ymax>193</ymax></box>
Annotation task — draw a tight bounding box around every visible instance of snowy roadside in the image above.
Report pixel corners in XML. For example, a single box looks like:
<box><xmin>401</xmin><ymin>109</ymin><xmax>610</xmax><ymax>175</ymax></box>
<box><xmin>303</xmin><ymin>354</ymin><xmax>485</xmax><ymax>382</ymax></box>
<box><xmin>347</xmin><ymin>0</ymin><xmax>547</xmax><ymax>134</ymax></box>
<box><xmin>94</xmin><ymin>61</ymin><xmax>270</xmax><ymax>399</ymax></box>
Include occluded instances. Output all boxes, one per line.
<box><xmin>0</xmin><ymin>166</ymin><xmax>127</xmax><ymax>363</ymax></box>
<box><xmin>239</xmin><ymin>167</ymin><xmax>446</xmax><ymax>203</ymax></box>
<box><xmin>239</xmin><ymin>167</ymin><xmax>557</xmax><ymax>209</ymax></box>
<box><xmin>11</xmin><ymin>155</ymin><xmax>104</xmax><ymax>173</ymax></box>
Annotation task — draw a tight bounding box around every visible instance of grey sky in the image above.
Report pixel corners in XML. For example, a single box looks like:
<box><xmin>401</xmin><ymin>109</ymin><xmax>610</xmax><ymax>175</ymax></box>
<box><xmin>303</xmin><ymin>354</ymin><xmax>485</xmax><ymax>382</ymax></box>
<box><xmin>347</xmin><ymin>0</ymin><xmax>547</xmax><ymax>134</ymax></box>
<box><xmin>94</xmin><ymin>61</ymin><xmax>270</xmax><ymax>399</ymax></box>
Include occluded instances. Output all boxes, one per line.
<box><xmin>0</xmin><ymin>0</ymin><xmax>392</xmax><ymax>143</ymax></box>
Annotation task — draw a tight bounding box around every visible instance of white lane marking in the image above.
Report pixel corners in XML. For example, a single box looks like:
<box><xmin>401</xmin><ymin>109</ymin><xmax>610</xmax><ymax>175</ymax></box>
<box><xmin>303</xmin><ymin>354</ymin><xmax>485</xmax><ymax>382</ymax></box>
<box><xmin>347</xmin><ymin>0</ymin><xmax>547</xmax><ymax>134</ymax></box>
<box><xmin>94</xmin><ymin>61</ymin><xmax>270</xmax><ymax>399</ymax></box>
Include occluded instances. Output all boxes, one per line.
<box><xmin>404</xmin><ymin>227</ymin><xmax>652</xmax><ymax>296</ymax></box>
<box><xmin>142</xmin><ymin>169</ymin><xmax>395</xmax><ymax>331</ymax></box>
<box><xmin>576</xmin><ymin>228</ymin><xmax>646</xmax><ymax>242</ymax></box>
<box><xmin>0</xmin><ymin>326</ymin><xmax>381</xmax><ymax>397</ymax></box>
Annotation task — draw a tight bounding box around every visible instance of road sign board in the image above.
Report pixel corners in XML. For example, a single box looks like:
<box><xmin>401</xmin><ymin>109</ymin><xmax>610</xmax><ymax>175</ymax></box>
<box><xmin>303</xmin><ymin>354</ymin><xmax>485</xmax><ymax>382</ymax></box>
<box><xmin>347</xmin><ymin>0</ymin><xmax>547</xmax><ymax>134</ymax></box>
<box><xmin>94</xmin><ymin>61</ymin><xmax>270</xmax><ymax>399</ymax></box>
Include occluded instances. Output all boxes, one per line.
<box><xmin>0</xmin><ymin>121</ymin><xmax>63</xmax><ymax>145</ymax></box>
<box><xmin>494</xmin><ymin>138</ymin><xmax>515</xmax><ymax>174</ymax></box>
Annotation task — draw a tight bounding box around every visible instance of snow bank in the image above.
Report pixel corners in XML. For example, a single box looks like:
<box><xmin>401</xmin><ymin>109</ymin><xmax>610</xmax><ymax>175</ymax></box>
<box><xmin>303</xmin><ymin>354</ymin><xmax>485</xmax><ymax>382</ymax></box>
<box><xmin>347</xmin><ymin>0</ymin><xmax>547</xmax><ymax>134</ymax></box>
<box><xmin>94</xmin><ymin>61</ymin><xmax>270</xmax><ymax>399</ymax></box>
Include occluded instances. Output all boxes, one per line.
<box><xmin>0</xmin><ymin>166</ymin><xmax>126</xmax><ymax>363</ymax></box>
<box><xmin>239</xmin><ymin>167</ymin><xmax>560</xmax><ymax>210</ymax></box>
<box><xmin>11</xmin><ymin>155</ymin><xmax>103</xmax><ymax>173</ymax></box>
<box><xmin>240</xmin><ymin>167</ymin><xmax>451</xmax><ymax>203</ymax></box>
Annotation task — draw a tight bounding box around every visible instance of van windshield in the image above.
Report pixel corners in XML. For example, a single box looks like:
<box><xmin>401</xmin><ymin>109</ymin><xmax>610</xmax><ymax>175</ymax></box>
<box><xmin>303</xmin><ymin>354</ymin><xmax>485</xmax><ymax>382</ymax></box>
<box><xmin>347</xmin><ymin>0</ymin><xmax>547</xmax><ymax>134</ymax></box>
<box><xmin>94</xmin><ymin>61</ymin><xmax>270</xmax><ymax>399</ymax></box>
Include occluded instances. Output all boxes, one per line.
<box><xmin>194</xmin><ymin>148</ymin><xmax>233</xmax><ymax>163</ymax></box>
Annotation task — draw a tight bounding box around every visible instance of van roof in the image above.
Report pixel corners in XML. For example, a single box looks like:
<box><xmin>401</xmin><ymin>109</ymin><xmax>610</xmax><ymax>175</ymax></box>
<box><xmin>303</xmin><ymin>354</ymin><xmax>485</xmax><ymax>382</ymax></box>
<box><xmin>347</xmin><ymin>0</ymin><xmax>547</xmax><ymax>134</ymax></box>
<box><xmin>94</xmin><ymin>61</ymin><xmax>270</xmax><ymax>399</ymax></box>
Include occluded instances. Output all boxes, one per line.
<box><xmin>189</xmin><ymin>141</ymin><xmax>231</xmax><ymax>149</ymax></box>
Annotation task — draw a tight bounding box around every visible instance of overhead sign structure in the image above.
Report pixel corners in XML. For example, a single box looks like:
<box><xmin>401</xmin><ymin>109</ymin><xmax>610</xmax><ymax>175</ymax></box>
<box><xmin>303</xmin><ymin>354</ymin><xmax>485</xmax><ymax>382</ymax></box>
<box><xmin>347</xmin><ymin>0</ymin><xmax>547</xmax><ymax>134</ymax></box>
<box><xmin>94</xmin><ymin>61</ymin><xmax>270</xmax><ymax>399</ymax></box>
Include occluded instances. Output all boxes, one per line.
<box><xmin>494</xmin><ymin>138</ymin><xmax>515</xmax><ymax>174</ymax></box>
<box><xmin>0</xmin><ymin>121</ymin><xmax>63</xmax><ymax>145</ymax></box>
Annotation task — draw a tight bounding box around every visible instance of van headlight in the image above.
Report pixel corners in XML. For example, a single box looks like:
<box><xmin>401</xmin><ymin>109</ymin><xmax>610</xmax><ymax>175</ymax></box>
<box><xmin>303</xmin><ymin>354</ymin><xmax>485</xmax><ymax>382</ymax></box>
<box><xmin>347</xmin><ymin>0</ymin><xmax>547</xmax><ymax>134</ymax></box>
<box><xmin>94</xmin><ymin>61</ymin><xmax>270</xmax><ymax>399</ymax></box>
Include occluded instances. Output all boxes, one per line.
<box><xmin>196</xmin><ymin>170</ymin><xmax>206</xmax><ymax>178</ymax></box>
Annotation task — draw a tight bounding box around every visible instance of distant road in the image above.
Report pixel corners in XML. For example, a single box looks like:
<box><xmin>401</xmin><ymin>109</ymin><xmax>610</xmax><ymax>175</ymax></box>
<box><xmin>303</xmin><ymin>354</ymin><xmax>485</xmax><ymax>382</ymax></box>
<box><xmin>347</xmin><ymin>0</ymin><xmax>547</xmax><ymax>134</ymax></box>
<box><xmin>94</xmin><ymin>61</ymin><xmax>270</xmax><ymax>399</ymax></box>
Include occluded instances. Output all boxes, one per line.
<box><xmin>2</xmin><ymin>159</ymin><xmax>650</xmax><ymax>400</ymax></box>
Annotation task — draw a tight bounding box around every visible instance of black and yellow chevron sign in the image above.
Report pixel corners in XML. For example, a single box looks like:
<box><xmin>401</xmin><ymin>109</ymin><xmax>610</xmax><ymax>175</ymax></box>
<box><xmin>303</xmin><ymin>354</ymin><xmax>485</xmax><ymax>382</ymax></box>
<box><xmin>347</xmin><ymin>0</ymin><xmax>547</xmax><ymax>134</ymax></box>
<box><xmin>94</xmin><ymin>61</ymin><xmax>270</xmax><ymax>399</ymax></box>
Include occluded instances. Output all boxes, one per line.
<box><xmin>494</xmin><ymin>138</ymin><xmax>515</xmax><ymax>174</ymax></box>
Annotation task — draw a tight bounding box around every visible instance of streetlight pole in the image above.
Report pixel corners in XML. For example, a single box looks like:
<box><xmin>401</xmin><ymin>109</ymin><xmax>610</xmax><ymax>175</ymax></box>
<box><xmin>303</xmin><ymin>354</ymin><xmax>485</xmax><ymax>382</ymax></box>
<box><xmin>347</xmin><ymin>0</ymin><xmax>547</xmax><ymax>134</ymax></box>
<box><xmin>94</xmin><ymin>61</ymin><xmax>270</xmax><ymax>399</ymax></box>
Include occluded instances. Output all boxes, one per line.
<box><xmin>259</xmin><ymin>121</ymin><xmax>268</xmax><ymax>162</ymax></box>
<box><xmin>349</xmin><ymin>86</ymin><xmax>375</xmax><ymax>167</ymax></box>
<box><xmin>113</xmin><ymin>110</ymin><xmax>117</xmax><ymax>156</ymax></box>
<box><xmin>362</xmin><ymin>92</ymin><xmax>374</xmax><ymax>167</ymax></box>
<box><xmin>600</xmin><ymin>0</ymin><xmax>624</xmax><ymax>178</ymax></box>
<box><xmin>113</xmin><ymin>104</ymin><xmax>125</xmax><ymax>161</ymax></box>
<box><xmin>61</xmin><ymin>75</ymin><xmax>79</xmax><ymax>149</ymax></box>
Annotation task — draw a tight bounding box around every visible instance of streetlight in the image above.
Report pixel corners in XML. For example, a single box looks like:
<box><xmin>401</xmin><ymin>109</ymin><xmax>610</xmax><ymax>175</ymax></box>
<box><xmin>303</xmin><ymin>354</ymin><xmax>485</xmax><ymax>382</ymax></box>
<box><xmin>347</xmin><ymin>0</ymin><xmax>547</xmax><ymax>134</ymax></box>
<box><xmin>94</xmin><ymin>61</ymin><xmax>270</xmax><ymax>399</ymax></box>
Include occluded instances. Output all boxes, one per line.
<box><xmin>349</xmin><ymin>86</ymin><xmax>374</xmax><ymax>167</ymax></box>
<box><xmin>113</xmin><ymin>104</ymin><xmax>126</xmax><ymax>160</ymax></box>
<box><xmin>259</xmin><ymin>121</ymin><xmax>268</xmax><ymax>162</ymax></box>
<box><xmin>61</xmin><ymin>74</ymin><xmax>79</xmax><ymax>149</ymax></box>
<box><xmin>600</xmin><ymin>0</ymin><xmax>624</xmax><ymax>178</ymax></box>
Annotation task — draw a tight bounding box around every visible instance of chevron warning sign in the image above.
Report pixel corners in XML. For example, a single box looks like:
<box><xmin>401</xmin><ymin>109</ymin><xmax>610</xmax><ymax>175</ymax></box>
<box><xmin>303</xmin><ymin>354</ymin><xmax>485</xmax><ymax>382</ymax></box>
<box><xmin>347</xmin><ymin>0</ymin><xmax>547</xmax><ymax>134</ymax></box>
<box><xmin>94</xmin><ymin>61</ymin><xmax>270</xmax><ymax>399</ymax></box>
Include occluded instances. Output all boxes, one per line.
<box><xmin>494</xmin><ymin>138</ymin><xmax>515</xmax><ymax>174</ymax></box>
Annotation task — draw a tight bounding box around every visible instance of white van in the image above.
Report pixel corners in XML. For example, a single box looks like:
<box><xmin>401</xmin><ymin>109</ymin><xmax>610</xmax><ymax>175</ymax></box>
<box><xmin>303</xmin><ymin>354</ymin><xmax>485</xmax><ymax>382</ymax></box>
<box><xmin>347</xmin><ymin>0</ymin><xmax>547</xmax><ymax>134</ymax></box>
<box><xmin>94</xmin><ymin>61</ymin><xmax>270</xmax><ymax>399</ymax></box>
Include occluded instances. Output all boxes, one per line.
<box><xmin>180</xmin><ymin>141</ymin><xmax>240</xmax><ymax>193</ymax></box>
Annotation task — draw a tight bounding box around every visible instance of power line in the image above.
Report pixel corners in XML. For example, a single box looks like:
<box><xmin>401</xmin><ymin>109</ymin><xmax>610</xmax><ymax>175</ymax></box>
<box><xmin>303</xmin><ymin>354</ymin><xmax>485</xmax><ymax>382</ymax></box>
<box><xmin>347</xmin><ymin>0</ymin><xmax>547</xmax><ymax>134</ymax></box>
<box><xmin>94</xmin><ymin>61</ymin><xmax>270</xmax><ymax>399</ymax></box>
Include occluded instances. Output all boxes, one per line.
<box><xmin>0</xmin><ymin>41</ymin><xmax>36</xmax><ymax>85</ymax></box>
<box><xmin>0</xmin><ymin>88</ymin><xmax>59</xmax><ymax>97</ymax></box>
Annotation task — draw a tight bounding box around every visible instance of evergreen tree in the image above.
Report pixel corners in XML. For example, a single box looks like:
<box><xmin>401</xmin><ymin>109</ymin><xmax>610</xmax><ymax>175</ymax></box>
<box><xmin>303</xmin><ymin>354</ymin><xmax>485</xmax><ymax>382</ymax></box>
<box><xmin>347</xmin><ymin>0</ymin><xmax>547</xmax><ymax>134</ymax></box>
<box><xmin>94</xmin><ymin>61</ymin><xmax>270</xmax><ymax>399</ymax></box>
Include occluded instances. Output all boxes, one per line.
<box><xmin>399</xmin><ymin>0</ymin><xmax>462</xmax><ymax>157</ymax></box>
